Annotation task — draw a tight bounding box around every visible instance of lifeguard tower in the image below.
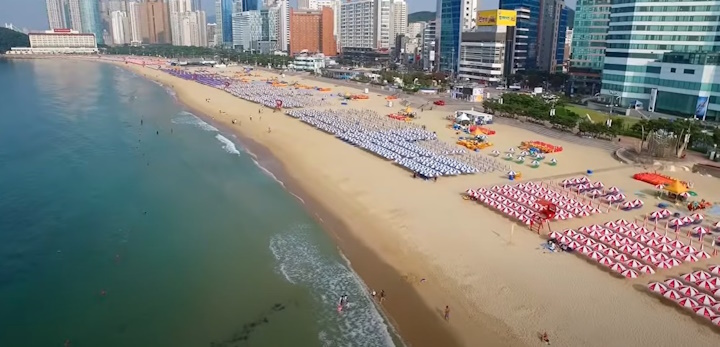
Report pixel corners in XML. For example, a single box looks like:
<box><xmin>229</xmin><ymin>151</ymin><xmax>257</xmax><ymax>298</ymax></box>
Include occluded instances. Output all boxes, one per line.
<box><xmin>531</xmin><ymin>199</ymin><xmax>557</xmax><ymax>233</ymax></box>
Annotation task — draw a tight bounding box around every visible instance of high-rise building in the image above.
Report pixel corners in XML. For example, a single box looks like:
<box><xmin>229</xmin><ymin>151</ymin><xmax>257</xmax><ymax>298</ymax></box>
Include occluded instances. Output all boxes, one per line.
<box><xmin>422</xmin><ymin>20</ymin><xmax>436</xmax><ymax>71</ymax></box>
<box><xmin>459</xmin><ymin>10</ymin><xmax>520</xmax><ymax>85</ymax></box>
<box><xmin>66</xmin><ymin>0</ymin><xmax>84</xmax><ymax>32</ymax></box>
<box><xmin>110</xmin><ymin>11</ymin><xmax>125</xmax><ymax>44</ymax></box>
<box><xmin>340</xmin><ymin>0</ymin><xmax>390</xmax><ymax>50</ymax></box>
<box><xmin>128</xmin><ymin>1</ymin><xmax>142</xmax><ymax>45</ymax></box>
<box><xmin>436</xmin><ymin>0</ymin><xmax>477</xmax><ymax>73</ymax></box>
<box><xmin>500</xmin><ymin>0</ymin><xmax>565</xmax><ymax>72</ymax></box>
<box><xmin>79</xmin><ymin>0</ymin><xmax>104</xmax><ymax>44</ymax></box>
<box><xmin>298</xmin><ymin>0</ymin><xmax>340</xmax><ymax>47</ymax></box>
<box><xmin>240</xmin><ymin>0</ymin><xmax>259</xmax><ymax>11</ymax></box>
<box><xmin>46</xmin><ymin>0</ymin><xmax>67</xmax><ymax>29</ymax></box>
<box><xmin>232</xmin><ymin>11</ymin><xmax>261</xmax><ymax>50</ymax></box>
<box><xmin>139</xmin><ymin>0</ymin><xmax>171</xmax><ymax>44</ymax></box>
<box><xmin>289</xmin><ymin>7</ymin><xmax>336</xmax><ymax>56</ymax></box>
<box><xmin>217</xmin><ymin>0</ymin><xmax>236</xmax><ymax>45</ymax></box>
<box><xmin>176</xmin><ymin>11</ymin><xmax>207</xmax><ymax>46</ymax></box>
<box><xmin>389</xmin><ymin>0</ymin><xmax>407</xmax><ymax>43</ymax></box>
<box><xmin>207</xmin><ymin>23</ymin><xmax>217</xmax><ymax>46</ymax></box>
<box><xmin>568</xmin><ymin>0</ymin><xmax>610</xmax><ymax>96</ymax></box>
<box><xmin>600</xmin><ymin>0</ymin><xmax>720</xmax><ymax>120</ymax></box>
<box><xmin>277</xmin><ymin>0</ymin><xmax>290</xmax><ymax>52</ymax></box>
<box><xmin>170</xmin><ymin>0</ymin><xmax>193</xmax><ymax>45</ymax></box>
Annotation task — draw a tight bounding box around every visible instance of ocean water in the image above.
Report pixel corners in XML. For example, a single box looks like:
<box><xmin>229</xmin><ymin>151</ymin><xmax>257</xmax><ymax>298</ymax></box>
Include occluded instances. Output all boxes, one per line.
<box><xmin>0</xmin><ymin>59</ymin><xmax>398</xmax><ymax>347</ymax></box>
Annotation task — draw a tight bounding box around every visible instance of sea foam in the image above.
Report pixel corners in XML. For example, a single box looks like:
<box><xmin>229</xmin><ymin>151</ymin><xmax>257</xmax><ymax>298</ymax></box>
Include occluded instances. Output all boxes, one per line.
<box><xmin>171</xmin><ymin>111</ymin><xmax>218</xmax><ymax>132</ymax></box>
<box><xmin>215</xmin><ymin>134</ymin><xmax>240</xmax><ymax>155</ymax></box>
<box><xmin>269</xmin><ymin>224</ymin><xmax>396</xmax><ymax>347</ymax></box>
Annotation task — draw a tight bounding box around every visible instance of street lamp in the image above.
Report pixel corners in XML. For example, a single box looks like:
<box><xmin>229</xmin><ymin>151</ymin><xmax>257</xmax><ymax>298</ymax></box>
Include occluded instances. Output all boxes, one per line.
<box><xmin>608</xmin><ymin>91</ymin><xmax>620</xmax><ymax>116</ymax></box>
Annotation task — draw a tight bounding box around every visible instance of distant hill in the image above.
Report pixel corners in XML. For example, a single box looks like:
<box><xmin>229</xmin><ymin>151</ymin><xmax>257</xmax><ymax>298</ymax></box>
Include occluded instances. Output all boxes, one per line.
<box><xmin>409</xmin><ymin>11</ymin><xmax>435</xmax><ymax>23</ymax></box>
<box><xmin>0</xmin><ymin>28</ymin><xmax>30</xmax><ymax>54</ymax></box>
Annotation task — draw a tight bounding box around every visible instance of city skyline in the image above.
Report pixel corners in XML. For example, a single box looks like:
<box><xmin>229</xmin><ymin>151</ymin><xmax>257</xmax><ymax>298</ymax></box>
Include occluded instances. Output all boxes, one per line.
<box><xmin>0</xmin><ymin>0</ymin><xmax>553</xmax><ymax>31</ymax></box>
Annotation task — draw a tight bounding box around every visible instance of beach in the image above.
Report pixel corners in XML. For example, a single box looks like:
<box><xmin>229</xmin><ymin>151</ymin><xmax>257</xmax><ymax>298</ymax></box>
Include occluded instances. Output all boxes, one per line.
<box><xmin>106</xmin><ymin>57</ymin><xmax>720</xmax><ymax>346</ymax></box>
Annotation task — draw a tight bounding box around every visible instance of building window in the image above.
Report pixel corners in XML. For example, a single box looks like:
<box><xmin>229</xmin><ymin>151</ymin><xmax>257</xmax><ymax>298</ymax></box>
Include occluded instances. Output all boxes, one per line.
<box><xmin>670</xmin><ymin>68</ymin><xmax>676</xmax><ymax>72</ymax></box>
<box><xmin>684</xmin><ymin>69</ymin><xmax>695</xmax><ymax>74</ymax></box>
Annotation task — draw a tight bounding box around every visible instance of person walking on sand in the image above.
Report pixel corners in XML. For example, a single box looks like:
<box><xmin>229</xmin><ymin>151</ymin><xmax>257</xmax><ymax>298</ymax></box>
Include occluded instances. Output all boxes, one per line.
<box><xmin>444</xmin><ymin>306</ymin><xmax>450</xmax><ymax>321</ymax></box>
<box><xmin>380</xmin><ymin>290</ymin><xmax>386</xmax><ymax>303</ymax></box>
<box><xmin>268</xmin><ymin>127</ymin><xmax>272</xmax><ymax>133</ymax></box>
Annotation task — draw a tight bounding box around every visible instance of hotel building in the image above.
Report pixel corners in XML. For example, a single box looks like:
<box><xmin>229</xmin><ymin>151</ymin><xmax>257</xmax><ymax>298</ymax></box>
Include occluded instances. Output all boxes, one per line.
<box><xmin>6</xmin><ymin>29</ymin><xmax>98</xmax><ymax>55</ymax></box>
<box><xmin>289</xmin><ymin>7</ymin><xmax>337</xmax><ymax>56</ymax></box>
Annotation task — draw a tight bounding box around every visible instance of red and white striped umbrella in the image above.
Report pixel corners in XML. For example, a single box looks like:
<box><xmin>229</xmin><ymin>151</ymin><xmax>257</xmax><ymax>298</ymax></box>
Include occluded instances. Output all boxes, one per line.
<box><xmin>705</xmin><ymin>277</ymin><xmax>720</xmax><ymax>287</ymax></box>
<box><xmin>693</xmin><ymin>226</ymin><xmax>709</xmax><ymax>235</ymax></box>
<box><xmin>627</xmin><ymin>222</ymin><xmax>640</xmax><ymax>229</ymax></box>
<box><xmin>638</xmin><ymin>265</ymin><xmax>655</xmax><ymax>275</ymax></box>
<box><xmin>604</xmin><ymin>195</ymin><xmax>619</xmax><ymax>202</ymax></box>
<box><xmin>615</xmin><ymin>219</ymin><xmax>629</xmax><ymax>226</ymax></box>
<box><xmin>646</xmin><ymin>231</ymin><xmax>662</xmax><ymax>239</ymax></box>
<box><xmin>577</xmin><ymin>226</ymin><xmax>591</xmax><ymax>234</ymax></box>
<box><xmin>660</xmin><ymin>209</ymin><xmax>672</xmax><ymax>217</ymax></box>
<box><xmin>573</xmin><ymin>233</ymin><xmax>588</xmax><ymax>242</ymax></box>
<box><xmin>669</xmin><ymin>240</ymin><xmax>685</xmax><ymax>249</ymax></box>
<box><xmin>599</xmin><ymin>234</ymin><xmax>613</xmax><ymax>243</ymax></box>
<box><xmin>648</xmin><ymin>282</ymin><xmax>668</xmax><ymax>294</ymax></box>
<box><xmin>615</xmin><ymin>254</ymin><xmax>630</xmax><ymax>262</ymax></box>
<box><xmin>581</xmin><ymin>239</ymin><xmax>596</xmax><ymax>247</ymax></box>
<box><xmin>694</xmin><ymin>306</ymin><xmax>716</xmax><ymax>318</ymax></box>
<box><xmin>655</xmin><ymin>253</ymin><xmax>670</xmax><ymax>261</ymax></box>
<box><xmin>665</xmin><ymin>278</ymin><xmax>683</xmax><ymax>288</ymax></box>
<box><xmin>577</xmin><ymin>246</ymin><xmax>593</xmax><ymax>254</ymax></box>
<box><xmin>634</xmin><ymin>234</ymin><xmax>650</xmax><ymax>243</ymax></box>
<box><xmin>665</xmin><ymin>258</ymin><xmax>682</xmax><ymax>267</ymax></box>
<box><xmin>631</xmin><ymin>199</ymin><xmax>644</xmax><ymax>207</ymax></box>
<box><xmin>604</xmin><ymin>221</ymin><xmax>618</xmax><ymax>228</ymax></box>
<box><xmin>646</xmin><ymin>239</ymin><xmax>661</xmax><ymax>247</ymax></box>
<box><xmin>696</xmin><ymin>251</ymin><xmax>711</xmax><ymax>259</ymax></box>
<box><xmin>709</xmin><ymin>265</ymin><xmax>720</xmax><ymax>275</ymax></box>
<box><xmin>641</xmin><ymin>247</ymin><xmax>657</xmax><ymax>256</ymax></box>
<box><xmin>649</xmin><ymin>211</ymin><xmax>664</xmax><ymax>220</ymax></box>
<box><xmin>615</xmin><ymin>193</ymin><xmax>627</xmax><ymax>201</ymax></box>
<box><xmin>625</xmin><ymin>230</ymin><xmax>638</xmax><ymax>238</ymax></box>
<box><xmin>694</xmin><ymin>294</ymin><xmax>717</xmax><ymax>306</ymax></box>
<box><xmin>568</xmin><ymin>241</ymin><xmax>581</xmax><ymax>249</ymax></box>
<box><xmin>592</xmin><ymin>181</ymin><xmax>604</xmax><ymax>188</ymax></box>
<box><xmin>563</xmin><ymin>229</ymin><xmax>578</xmax><ymax>237</ymax></box>
<box><xmin>681</xmin><ymin>216</ymin><xmax>694</xmax><ymax>224</ymax></box>
<box><xmin>588</xmin><ymin>224</ymin><xmax>604</xmax><ymax>231</ymax></box>
<box><xmin>691</xmin><ymin>213</ymin><xmax>704</xmax><ymax>222</ymax></box>
<box><xmin>714</xmin><ymin>221</ymin><xmax>720</xmax><ymax>229</ymax></box>
<box><xmin>614</xmin><ymin>226</ymin><xmax>629</xmax><ymax>234</ymax></box>
<box><xmin>696</xmin><ymin>280</ymin><xmax>717</xmax><ymax>291</ymax></box>
<box><xmin>714</xmin><ymin>288</ymin><xmax>720</xmax><ymax>298</ymax></box>
<box><xmin>635</xmin><ymin>226</ymin><xmax>650</xmax><ymax>234</ymax></box>
<box><xmin>558</xmin><ymin>236</ymin><xmax>573</xmax><ymax>244</ymax></box>
<box><xmin>712</xmin><ymin>316</ymin><xmax>720</xmax><ymax>326</ymax></box>
<box><xmin>560</xmin><ymin>179</ymin><xmax>573</xmax><ymax>186</ymax></box>
<box><xmin>590</xmin><ymin>207</ymin><xmax>602</xmax><ymax>214</ymax></box>
<box><xmin>679</xmin><ymin>286</ymin><xmax>700</xmax><ymax>297</ymax></box>
<box><xmin>610</xmin><ymin>263</ymin><xmax>627</xmax><ymax>272</ymax></box>
<box><xmin>657</xmin><ymin>236</ymin><xmax>673</xmax><ymax>244</ymax></box>
<box><xmin>668</xmin><ymin>218</ymin><xmax>684</xmax><ymax>227</ymax></box>
<box><xmin>588</xmin><ymin>189</ymin><xmax>603</xmax><ymax>197</ymax></box>
<box><xmin>576</xmin><ymin>210</ymin><xmax>591</xmax><ymax>217</ymax></box>
<box><xmin>669</xmin><ymin>249</ymin><xmax>686</xmax><ymax>258</ymax></box>
<box><xmin>587</xmin><ymin>251</ymin><xmax>603</xmax><ymax>260</ymax></box>
<box><xmin>694</xmin><ymin>270</ymin><xmax>713</xmax><ymax>280</ymax></box>
<box><xmin>598</xmin><ymin>256</ymin><xmax>615</xmax><ymax>266</ymax></box>
<box><xmin>608</xmin><ymin>240</ymin><xmax>624</xmax><ymax>248</ymax></box>
<box><xmin>601</xmin><ymin>229</ymin><xmax>614</xmax><ymax>237</ymax></box>
<box><xmin>618</xmin><ymin>244</ymin><xmax>635</xmax><ymax>253</ymax></box>
<box><xmin>603</xmin><ymin>248</ymin><xmax>620</xmax><ymax>257</ymax></box>
<box><xmin>656</xmin><ymin>244</ymin><xmax>674</xmax><ymax>252</ymax></box>
<box><xmin>593</xmin><ymin>243</ymin><xmax>609</xmax><ymax>252</ymax></box>
<box><xmin>607</xmin><ymin>186</ymin><xmax>620</xmax><ymax>193</ymax></box>
<box><xmin>621</xmin><ymin>269</ymin><xmax>639</xmax><ymax>278</ymax></box>
<box><xmin>713</xmin><ymin>302</ymin><xmax>720</xmax><ymax>312</ymax></box>
<box><xmin>577</xmin><ymin>245</ymin><xmax>593</xmax><ymax>254</ymax></box>
<box><xmin>663</xmin><ymin>289</ymin><xmax>682</xmax><ymax>300</ymax></box>
<box><xmin>625</xmin><ymin>259</ymin><xmax>643</xmax><ymax>268</ymax></box>
<box><xmin>642</xmin><ymin>254</ymin><xmax>659</xmax><ymax>264</ymax></box>
<box><xmin>677</xmin><ymin>297</ymin><xmax>699</xmax><ymax>308</ymax></box>
<box><xmin>681</xmin><ymin>245</ymin><xmax>697</xmax><ymax>254</ymax></box>
<box><xmin>588</xmin><ymin>229</ymin><xmax>603</xmax><ymax>238</ymax></box>
<box><xmin>630</xmin><ymin>249</ymin><xmax>644</xmax><ymax>258</ymax></box>
<box><xmin>683</xmin><ymin>254</ymin><xmax>699</xmax><ymax>263</ymax></box>
<box><xmin>682</xmin><ymin>273</ymin><xmax>700</xmax><ymax>282</ymax></box>
<box><xmin>656</xmin><ymin>260</ymin><xmax>675</xmax><ymax>269</ymax></box>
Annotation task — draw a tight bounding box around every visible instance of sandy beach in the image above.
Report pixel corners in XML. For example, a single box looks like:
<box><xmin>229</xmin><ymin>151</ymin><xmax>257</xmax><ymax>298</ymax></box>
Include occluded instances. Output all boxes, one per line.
<box><xmin>97</xmin><ymin>57</ymin><xmax>720</xmax><ymax>346</ymax></box>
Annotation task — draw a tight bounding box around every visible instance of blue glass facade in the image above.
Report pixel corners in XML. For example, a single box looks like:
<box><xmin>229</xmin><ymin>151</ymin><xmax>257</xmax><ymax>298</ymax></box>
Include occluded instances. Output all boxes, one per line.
<box><xmin>555</xmin><ymin>6</ymin><xmax>568</xmax><ymax>70</ymax></box>
<box><xmin>79</xmin><ymin>0</ymin><xmax>103</xmax><ymax>44</ymax></box>
<box><xmin>241</xmin><ymin>0</ymin><xmax>260</xmax><ymax>11</ymax></box>
<box><xmin>221</xmin><ymin>0</ymin><xmax>234</xmax><ymax>44</ymax></box>
<box><xmin>500</xmin><ymin>0</ymin><xmax>539</xmax><ymax>71</ymax></box>
<box><xmin>437</xmin><ymin>0</ymin><xmax>461</xmax><ymax>73</ymax></box>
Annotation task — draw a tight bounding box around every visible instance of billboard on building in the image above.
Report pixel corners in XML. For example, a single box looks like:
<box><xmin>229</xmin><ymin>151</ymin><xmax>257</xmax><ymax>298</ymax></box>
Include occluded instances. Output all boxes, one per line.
<box><xmin>695</xmin><ymin>96</ymin><xmax>709</xmax><ymax>120</ymax></box>
<box><xmin>476</xmin><ymin>10</ymin><xmax>517</xmax><ymax>27</ymax></box>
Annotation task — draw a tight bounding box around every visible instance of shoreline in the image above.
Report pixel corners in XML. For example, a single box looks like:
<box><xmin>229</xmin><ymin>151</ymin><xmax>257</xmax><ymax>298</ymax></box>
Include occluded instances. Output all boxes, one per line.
<box><xmin>106</xmin><ymin>58</ymin><xmax>469</xmax><ymax>346</ymax></box>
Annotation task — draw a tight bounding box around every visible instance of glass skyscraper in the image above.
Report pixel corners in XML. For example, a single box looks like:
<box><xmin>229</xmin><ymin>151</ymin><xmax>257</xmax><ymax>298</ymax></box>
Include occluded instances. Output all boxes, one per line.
<box><xmin>221</xmin><ymin>0</ymin><xmax>235</xmax><ymax>44</ymax></box>
<box><xmin>436</xmin><ymin>0</ymin><xmax>461</xmax><ymax>73</ymax></box>
<box><xmin>569</xmin><ymin>0</ymin><xmax>610</xmax><ymax>95</ymax></box>
<box><xmin>500</xmin><ymin>0</ymin><xmax>539</xmax><ymax>71</ymax></box>
<box><xmin>555</xmin><ymin>7</ymin><xmax>568</xmax><ymax>71</ymax></box>
<box><xmin>79</xmin><ymin>0</ymin><xmax>104</xmax><ymax>44</ymax></box>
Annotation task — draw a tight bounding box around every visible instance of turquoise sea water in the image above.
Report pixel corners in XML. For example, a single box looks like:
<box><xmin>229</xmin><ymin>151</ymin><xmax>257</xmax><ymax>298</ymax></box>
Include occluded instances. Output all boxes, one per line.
<box><xmin>0</xmin><ymin>59</ymin><xmax>397</xmax><ymax>346</ymax></box>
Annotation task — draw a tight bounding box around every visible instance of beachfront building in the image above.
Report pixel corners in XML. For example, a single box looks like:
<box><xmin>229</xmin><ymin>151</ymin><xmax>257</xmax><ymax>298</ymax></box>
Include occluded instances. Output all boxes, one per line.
<box><xmin>139</xmin><ymin>0</ymin><xmax>171</xmax><ymax>44</ymax></box>
<box><xmin>110</xmin><ymin>10</ymin><xmax>129</xmax><ymax>45</ymax></box>
<box><xmin>600</xmin><ymin>1</ymin><xmax>720</xmax><ymax>121</ymax></box>
<box><xmin>390</xmin><ymin>0</ymin><xmax>407</xmax><ymax>44</ymax></box>
<box><xmin>436</xmin><ymin>0</ymin><xmax>477</xmax><ymax>73</ymax></box>
<box><xmin>169</xmin><ymin>0</ymin><xmax>193</xmax><ymax>45</ymax></box>
<box><xmin>422</xmin><ymin>20</ymin><xmax>437</xmax><ymax>71</ymax></box>
<box><xmin>340</xmin><ymin>0</ymin><xmax>391</xmax><ymax>50</ymax></box>
<box><xmin>216</xmin><ymin>0</ymin><xmax>236</xmax><ymax>46</ymax></box>
<box><xmin>297</xmin><ymin>0</ymin><xmax>341</xmax><ymax>48</ymax></box>
<box><xmin>66</xmin><ymin>0</ymin><xmax>84</xmax><ymax>32</ymax></box>
<box><xmin>291</xmin><ymin>54</ymin><xmax>327</xmax><ymax>71</ymax></box>
<box><xmin>568</xmin><ymin>0</ymin><xmax>610</xmax><ymax>96</ymax></box>
<box><xmin>45</xmin><ymin>0</ymin><xmax>67</xmax><ymax>29</ymax></box>
<box><xmin>127</xmin><ymin>1</ymin><xmax>142</xmax><ymax>45</ymax></box>
<box><xmin>458</xmin><ymin>15</ymin><xmax>518</xmax><ymax>86</ymax></box>
<box><xmin>207</xmin><ymin>23</ymin><xmax>217</xmax><ymax>47</ymax></box>
<box><xmin>6</xmin><ymin>29</ymin><xmax>98</xmax><ymax>55</ymax></box>
<box><xmin>78</xmin><ymin>0</ymin><xmax>104</xmax><ymax>44</ymax></box>
<box><xmin>289</xmin><ymin>8</ymin><xmax>337</xmax><ymax>56</ymax></box>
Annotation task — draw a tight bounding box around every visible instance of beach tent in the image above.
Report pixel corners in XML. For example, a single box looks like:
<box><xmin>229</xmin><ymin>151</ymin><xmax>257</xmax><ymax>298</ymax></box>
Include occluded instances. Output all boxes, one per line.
<box><xmin>664</xmin><ymin>180</ymin><xmax>689</xmax><ymax>200</ymax></box>
<box><xmin>456</xmin><ymin>113</ymin><xmax>471</xmax><ymax>125</ymax></box>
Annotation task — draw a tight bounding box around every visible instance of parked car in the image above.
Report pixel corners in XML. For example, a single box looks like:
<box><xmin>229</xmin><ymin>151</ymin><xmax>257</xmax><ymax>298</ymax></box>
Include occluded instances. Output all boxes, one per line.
<box><xmin>433</xmin><ymin>100</ymin><xmax>445</xmax><ymax>106</ymax></box>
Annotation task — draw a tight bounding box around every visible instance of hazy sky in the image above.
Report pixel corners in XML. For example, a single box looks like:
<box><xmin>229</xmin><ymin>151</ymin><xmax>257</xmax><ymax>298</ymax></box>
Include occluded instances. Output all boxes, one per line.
<box><xmin>0</xmin><ymin>0</ymin><xmax>575</xmax><ymax>31</ymax></box>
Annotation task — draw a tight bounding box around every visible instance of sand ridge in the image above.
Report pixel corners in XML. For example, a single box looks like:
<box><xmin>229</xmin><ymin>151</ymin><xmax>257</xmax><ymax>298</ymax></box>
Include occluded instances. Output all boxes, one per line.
<box><xmin>103</xmin><ymin>57</ymin><xmax>720</xmax><ymax>347</ymax></box>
